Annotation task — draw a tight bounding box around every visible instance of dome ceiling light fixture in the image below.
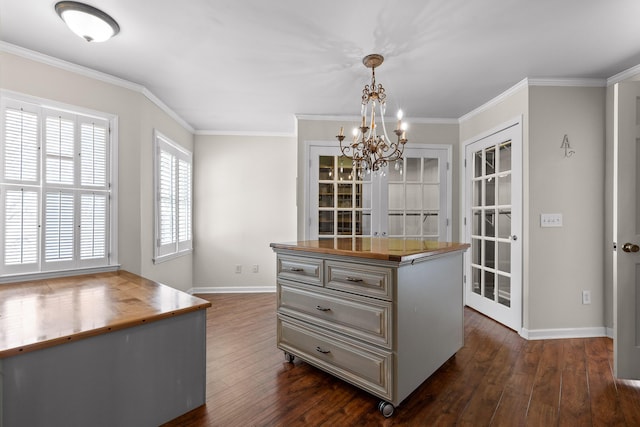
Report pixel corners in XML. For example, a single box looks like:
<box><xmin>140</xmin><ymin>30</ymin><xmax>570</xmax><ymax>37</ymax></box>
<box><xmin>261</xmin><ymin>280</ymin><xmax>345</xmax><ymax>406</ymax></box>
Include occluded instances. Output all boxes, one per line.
<box><xmin>337</xmin><ymin>54</ymin><xmax>408</xmax><ymax>174</ymax></box>
<box><xmin>55</xmin><ymin>1</ymin><xmax>120</xmax><ymax>42</ymax></box>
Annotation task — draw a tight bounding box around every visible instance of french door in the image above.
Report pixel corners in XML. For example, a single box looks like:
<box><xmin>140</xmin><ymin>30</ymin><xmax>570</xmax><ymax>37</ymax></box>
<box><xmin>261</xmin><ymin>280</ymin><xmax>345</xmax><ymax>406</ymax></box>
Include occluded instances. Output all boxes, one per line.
<box><xmin>308</xmin><ymin>144</ymin><xmax>451</xmax><ymax>241</ymax></box>
<box><xmin>464</xmin><ymin>122</ymin><xmax>522</xmax><ymax>332</ymax></box>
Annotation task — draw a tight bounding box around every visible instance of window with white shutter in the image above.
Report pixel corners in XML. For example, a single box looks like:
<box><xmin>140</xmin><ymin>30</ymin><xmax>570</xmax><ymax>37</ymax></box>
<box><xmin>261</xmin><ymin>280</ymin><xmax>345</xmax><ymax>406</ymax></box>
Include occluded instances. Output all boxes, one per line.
<box><xmin>154</xmin><ymin>130</ymin><xmax>192</xmax><ymax>262</ymax></box>
<box><xmin>0</xmin><ymin>95</ymin><xmax>116</xmax><ymax>277</ymax></box>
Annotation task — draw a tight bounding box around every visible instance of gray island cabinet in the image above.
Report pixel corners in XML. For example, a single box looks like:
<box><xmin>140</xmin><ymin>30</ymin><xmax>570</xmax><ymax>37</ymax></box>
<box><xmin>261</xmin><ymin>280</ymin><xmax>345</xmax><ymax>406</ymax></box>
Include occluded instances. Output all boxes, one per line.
<box><xmin>270</xmin><ymin>238</ymin><xmax>469</xmax><ymax>417</ymax></box>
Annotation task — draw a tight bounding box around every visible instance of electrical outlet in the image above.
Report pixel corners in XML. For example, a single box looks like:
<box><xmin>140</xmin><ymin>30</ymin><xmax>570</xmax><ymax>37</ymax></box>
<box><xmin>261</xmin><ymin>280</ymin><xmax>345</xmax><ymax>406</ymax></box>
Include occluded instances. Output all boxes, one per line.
<box><xmin>235</xmin><ymin>264</ymin><xmax>242</xmax><ymax>274</ymax></box>
<box><xmin>582</xmin><ymin>290</ymin><xmax>591</xmax><ymax>305</ymax></box>
<box><xmin>252</xmin><ymin>264</ymin><xmax>259</xmax><ymax>273</ymax></box>
<box><xmin>541</xmin><ymin>213</ymin><xmax>563</xmax><ymax>227</ymax></box>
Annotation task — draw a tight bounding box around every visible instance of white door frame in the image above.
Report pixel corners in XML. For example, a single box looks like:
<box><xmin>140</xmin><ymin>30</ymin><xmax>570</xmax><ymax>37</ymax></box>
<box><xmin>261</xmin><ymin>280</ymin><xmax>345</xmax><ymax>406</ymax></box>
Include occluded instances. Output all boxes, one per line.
<box><xmin>462</xmin><ymin>116</ymin><xmax>523</xmax><ymax>334</ymax></box>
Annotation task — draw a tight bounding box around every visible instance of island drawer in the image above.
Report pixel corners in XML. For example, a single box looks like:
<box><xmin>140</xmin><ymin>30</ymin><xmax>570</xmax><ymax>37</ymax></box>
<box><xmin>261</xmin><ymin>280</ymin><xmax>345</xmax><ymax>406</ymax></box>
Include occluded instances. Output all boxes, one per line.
<box><xmin>277</xmin><ymin>315</ymin><xmax>392</xmax><ymax>400</ymax></box>
<box><xmin>278</xmin><ymin>281</ymin><xmax>392</xmax><ymax>348</ymax></box>
<box><xmin>325</xmin><ymin>261</ymin><xmax>393</xmax><ymax>300</ymax></box>
<box><xmin>277</xmin><ymin>255</ymin><xmax>323</xmax><ymax>286</ymax></box>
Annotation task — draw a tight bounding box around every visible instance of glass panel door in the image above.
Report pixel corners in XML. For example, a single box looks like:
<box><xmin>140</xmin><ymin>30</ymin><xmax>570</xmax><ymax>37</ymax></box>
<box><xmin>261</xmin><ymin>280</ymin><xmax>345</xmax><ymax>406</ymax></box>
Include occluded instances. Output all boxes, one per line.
<box><xmin>465</xmin><ymin>123</ymin><xmax>522</xmax><ymax>332</ymax></box>
<box><xmin>316</xmin><ymin>155</ymin><xmax>371</xmax><ymax>240</ymax></box>
<box><xmin>386</xmin><ymin>149</ymin><xmax>448</xmax><ymax>240</ymax></box>
<box><xmin>308</xmin><ymin>144</ymin><xmax>451</xmax><ymax>242</ymax></box>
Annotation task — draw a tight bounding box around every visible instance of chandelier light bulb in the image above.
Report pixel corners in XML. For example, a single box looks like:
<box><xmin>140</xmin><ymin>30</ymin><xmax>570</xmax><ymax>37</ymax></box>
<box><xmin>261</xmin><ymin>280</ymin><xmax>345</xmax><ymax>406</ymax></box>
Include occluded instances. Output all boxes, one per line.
<box><xmin>397</xmin><ymin>110</ymin><xmax>403</xmax><ymax>120</ymax></box>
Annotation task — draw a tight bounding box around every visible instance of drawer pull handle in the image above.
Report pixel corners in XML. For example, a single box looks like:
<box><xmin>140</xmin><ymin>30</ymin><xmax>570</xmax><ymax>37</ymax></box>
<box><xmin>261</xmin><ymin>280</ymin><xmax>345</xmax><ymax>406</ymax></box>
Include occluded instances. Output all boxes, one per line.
<box><xmin>289</xmin><ymin>267</ymin><xmax>304</xmax><ymax>272</ymax></box>
<box><xmin>315</xmin><ymin>305</ymin><xmax>331</xmax><ymax>312</ymax></box>
<box><xmin>346</xmin><ymin>276</ymin><xmax>364</xmax><ymax>282</ymax></box>
<box><xmin>315</xmin><ymin>346</ymin><xmax>331</xmax><ymax>354</ymax></box>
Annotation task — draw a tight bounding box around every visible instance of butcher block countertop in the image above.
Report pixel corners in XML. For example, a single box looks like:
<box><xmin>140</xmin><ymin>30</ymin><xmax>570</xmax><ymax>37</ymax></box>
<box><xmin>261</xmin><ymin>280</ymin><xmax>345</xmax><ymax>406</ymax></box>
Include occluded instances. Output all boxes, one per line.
<box><xmin>0</xmin><ymin>270</ymin><xmax>211</xmax><ymax>358</ymax></box>
<box><xmin>270</xmin><ymin>238</ymin><xmax>469</xmax><ymax>263</ymax></box>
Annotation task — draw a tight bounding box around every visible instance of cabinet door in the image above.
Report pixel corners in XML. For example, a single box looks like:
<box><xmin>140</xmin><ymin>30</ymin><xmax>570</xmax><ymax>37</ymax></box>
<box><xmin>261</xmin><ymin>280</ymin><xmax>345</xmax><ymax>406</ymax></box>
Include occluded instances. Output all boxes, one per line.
<box><xmin>384</xmin><ymin>147</ymin><xmax>450</xmax><ymax>241</ymax></box>
<box><xmin>309</xmin><ymin>146</ymin><xmax>372</xmax><ymax>240</ymax></box>
<box><xmin>308</xmin><ymin>144</ymin><xmax>450</xmax><ymax>241</ymax></box>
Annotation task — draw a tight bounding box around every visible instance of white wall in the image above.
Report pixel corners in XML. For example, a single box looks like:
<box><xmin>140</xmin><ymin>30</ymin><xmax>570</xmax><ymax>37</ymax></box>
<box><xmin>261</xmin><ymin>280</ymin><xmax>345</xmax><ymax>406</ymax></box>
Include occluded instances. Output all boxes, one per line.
<box><xmin>0</xmin><ymin>49</ymin><xmax>195</xmax><ymax>291</ymax></box>
<box><xmin>192</xmin><ymin>134</ymin><xmax>297</xmax><ymax>291</ymax></box>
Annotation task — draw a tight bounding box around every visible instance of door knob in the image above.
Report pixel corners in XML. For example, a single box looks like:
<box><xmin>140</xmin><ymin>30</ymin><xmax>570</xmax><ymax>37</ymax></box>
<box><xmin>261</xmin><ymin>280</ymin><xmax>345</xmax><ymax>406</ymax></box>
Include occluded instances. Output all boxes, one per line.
<box><xmin>622</xmin><ymin>243</ymin><xmax>640</xmax><ymax>253</ymax></box>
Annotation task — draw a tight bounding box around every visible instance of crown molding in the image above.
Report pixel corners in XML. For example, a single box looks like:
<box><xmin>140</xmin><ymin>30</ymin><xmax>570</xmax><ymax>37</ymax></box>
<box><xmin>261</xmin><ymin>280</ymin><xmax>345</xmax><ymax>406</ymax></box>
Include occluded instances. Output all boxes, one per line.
<box><xmin>458</xmin><ymin>78</ymin><xmax>529</xmax><ymax>124</ymax></box>
<box><xmin>0</xmin><ymin>41</ymin><xmax>195</xmax><ymax>133</ymax></box>
<box><xmin>195</xmin><ymin>129</ymin><xmax>296</xmax><ymax>138</ymax></box>
<box><xmin>528</xmin><ymin>77</ymin><xmax>606</xmax><ymax>87</ymax></box>
<box><xmin>458</xmin><ymin>77</ymin><xmax>608</xmax><ymax>124</ymax></box>
<box><xmin>295</xmin><ymin>114</ymin><xmax>458</xmax><ymax>125</ymax></box>
<box><xmin>607</xmin><ymin>63</ymin><xmax>640</xmax><ymax>86</ymax></box>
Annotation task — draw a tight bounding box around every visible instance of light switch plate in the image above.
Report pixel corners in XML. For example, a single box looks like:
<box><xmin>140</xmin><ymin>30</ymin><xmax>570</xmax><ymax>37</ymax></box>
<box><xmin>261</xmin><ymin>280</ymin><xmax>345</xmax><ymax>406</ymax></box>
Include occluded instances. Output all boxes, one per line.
<box><xmin>541</xmin><ymin>213</ymin><xmax>563</xmax><ymax>227</ymax></box>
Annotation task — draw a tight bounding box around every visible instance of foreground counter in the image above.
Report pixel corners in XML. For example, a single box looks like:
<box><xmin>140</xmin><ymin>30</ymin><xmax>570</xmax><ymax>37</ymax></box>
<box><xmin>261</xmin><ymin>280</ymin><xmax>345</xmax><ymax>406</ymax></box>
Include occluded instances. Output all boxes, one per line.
<box><xmin>0</xmin><ymin>270</ymin><xmax>211</xmax><ymax>427</ymax></box>
<box><xmin>270</xmin><ymin>238</ymin><xmax>469</xmax><ymax>417</ymax></box>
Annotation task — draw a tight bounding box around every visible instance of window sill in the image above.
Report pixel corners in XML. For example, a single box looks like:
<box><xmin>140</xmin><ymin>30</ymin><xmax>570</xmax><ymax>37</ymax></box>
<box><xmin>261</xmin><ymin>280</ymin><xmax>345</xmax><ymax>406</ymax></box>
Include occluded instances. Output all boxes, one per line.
<box><xmin>153</xmin><ymin>249</ymin><xmax>193</xmax><ymax>265</ymax></box>
<box><xmin>0</xmin><ymin>264</ymin><xmax>121</xmax><ymax>285</ymax></box>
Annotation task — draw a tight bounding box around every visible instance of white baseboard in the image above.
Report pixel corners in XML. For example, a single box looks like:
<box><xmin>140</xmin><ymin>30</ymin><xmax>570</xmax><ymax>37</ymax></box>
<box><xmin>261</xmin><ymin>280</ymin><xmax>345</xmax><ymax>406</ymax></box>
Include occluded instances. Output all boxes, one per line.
<box><xmin>188</xmin><ymin>286</ymin><xmax>276</xmax><ymax>295</ymax></box>
<box><xmin>606</xmin><ymin>327</ymin><xmax>614</xmax><ymax>339</ymax></box>
<box><xmin>521</xmin><ymin>326</ymin><xmax>608</xmax><ymax>340</ymax></box>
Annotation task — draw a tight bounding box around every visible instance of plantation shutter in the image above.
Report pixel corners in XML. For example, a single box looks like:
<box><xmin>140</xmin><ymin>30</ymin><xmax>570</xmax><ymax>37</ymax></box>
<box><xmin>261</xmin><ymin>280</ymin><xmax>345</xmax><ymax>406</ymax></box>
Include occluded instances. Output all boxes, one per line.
<box><xmin>80</xmin><ymin>192</ymin><xmax>107</xmax><ymax>259</ymax></box>
<box><xmin>78</xmin><ymin>117</ymin><xmax>109</xmax><ymax>265</ymax></box>
<box><xmin>177</xmin><ymin>157</ymin><xmax>192</xmax><ymax>249</ymax></box>
<box><xmin>44</xmin><ymin>114</ymin><xmax>75</xmax><ymax>186</ymax></box>
<box><xmin>3</xmin><ymin>189</ymin><xmax>39</xmax><ymax>267</ymax></box>
<box><xmin>154</xmin><ymin>131</ymin><xmax>192</xmax><ymax>262</ymax></box>
<box><xmin>1</xmin><ymin>97</ymin><xmax>113</xmax><ymax>275</ymax></box>
<box><xmin>44</xmin><ymin>191</ymin><xmax>75</xmax><ymax>262</ymax></box>
<box><xmin>2</xmin><ymin>102</ymin><xmax>41</xmax><ymax>272</ymax></box>
<box><xmin>3</xmin><ymin>106</ymin><xmax>39</xmax><ymax>183</ymax></box>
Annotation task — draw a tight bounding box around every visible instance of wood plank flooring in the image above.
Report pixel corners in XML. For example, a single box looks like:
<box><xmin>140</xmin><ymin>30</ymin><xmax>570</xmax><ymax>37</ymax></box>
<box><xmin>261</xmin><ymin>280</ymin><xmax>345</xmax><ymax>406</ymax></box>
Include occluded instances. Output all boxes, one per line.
<box><xmin>162</xmin><ymin>293</ymin><xmax>640</xmax><ymax>427</ymax></box>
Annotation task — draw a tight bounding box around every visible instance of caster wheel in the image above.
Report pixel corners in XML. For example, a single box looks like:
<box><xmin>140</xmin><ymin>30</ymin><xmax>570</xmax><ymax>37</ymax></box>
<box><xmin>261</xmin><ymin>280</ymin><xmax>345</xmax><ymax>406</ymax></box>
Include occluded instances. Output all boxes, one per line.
<box><xmin>378</xmin><ymin>400</ymin><xmax>394</xmax><ymax>418</ymax></box>
<box><xmin>284</xmin><ymin>351</ymin><xmax>295</xmax><ymax>363</ymax></box>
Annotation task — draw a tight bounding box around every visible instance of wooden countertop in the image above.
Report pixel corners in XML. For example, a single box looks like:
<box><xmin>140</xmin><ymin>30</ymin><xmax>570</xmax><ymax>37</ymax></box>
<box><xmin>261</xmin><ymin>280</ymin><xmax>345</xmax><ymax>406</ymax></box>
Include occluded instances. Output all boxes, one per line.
<box><xmin>0</xmin><ymin>270</ymin><xmax>211</xmax><ymax>358</ymax></box>
<box><xmin>270</xmin><ymin>238</ymin><xmax>470</xmax><ymax>262</ymax></box>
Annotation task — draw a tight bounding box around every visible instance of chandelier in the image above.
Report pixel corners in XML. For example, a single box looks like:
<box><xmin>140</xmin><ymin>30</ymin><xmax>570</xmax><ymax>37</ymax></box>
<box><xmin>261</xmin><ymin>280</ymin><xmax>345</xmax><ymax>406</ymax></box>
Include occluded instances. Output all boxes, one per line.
<box><xmin>337</xmin><ymin>54</ymin><xmax>407</xmax><ymax>173</ymax></box>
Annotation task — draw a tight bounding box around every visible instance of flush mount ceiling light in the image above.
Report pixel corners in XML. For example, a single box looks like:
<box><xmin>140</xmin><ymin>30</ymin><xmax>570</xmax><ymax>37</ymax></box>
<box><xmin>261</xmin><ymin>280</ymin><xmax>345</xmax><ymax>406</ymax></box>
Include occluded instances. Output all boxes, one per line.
<box><xmin>337</xmin><ymin>54</ymin><xmax>408</xmax><ymax>173</ymax></box>
<box><xmin>55</xmin><ymin>1</ymin><xmax>120</xmax><ymax>42</ymax></box>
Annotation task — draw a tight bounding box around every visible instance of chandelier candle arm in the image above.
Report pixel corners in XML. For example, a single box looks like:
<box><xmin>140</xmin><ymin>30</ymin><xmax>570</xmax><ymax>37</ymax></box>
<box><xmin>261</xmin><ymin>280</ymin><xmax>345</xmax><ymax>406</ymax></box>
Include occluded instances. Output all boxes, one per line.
<box><xmin>337</xmin><ymin>54</ymin><xmax>408</xmax><ymax>172</ymax></box>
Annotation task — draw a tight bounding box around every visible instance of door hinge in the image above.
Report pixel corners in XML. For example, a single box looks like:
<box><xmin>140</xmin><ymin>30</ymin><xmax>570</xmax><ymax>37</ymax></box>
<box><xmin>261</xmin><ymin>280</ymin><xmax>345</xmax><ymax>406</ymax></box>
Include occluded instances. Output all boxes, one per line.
<box><xmin>464</xmin><ymin>158</ymin><xmax>467</xmax><ymax>168</ymax></box>
<box><xmin>446</xmin><ymin>162</ymin><xmax>450</xmax><ymax>170</ymax></box>
<box><xmin>464</xmin><ymin>217</ymin><xmax>467</xmax><ymax>226</ymax></box>
<box><xmin>446</xmin><ymin>218</ymin><xmax>449</xmax><ymax>227</ymax></box>
<box><xmin>463</xmin><ymin>275</ymin><xmax>466</xmax><ymax>284</ymax></box>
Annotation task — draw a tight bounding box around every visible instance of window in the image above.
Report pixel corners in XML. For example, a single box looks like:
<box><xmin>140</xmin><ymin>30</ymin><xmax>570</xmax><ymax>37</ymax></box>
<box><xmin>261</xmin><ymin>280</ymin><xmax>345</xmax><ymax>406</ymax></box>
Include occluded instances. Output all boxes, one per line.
<box><xmin>0</xmin><ymin>96</ymin><xmax>115</xmax><ymax>277</ymax></box>
<box><xmin>154</xmin><ymin>130</ymin><xmax>192</xmax><ymax>262</ymax></box>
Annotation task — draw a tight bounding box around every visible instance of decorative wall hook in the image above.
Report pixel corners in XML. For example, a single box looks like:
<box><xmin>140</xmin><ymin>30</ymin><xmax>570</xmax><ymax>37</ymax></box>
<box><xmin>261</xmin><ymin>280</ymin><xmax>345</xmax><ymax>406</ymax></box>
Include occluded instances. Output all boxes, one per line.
<box><xmin>560</xmin><ymin>134</ymin><xmax>575</xmax><ymax>157</ymax></box>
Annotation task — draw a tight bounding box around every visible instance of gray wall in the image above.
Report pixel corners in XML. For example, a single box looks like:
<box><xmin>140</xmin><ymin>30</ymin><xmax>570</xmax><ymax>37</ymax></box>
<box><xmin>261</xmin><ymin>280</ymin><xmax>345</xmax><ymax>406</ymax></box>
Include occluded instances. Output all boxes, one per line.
<box><xmin>528</xmin><ymin>86</ymin><xmax>605</xmax><ymax>331</ymax></box>
<box><xmin>192</xmin><ymin>134</ymin><xmax>297</xmax><ymax>291</ymax></box>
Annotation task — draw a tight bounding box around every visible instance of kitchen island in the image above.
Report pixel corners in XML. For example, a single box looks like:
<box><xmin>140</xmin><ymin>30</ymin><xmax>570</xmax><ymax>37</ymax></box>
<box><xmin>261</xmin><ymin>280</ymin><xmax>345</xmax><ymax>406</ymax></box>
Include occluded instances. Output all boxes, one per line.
<box><xmin>270</xmin><ymin>238</ymin><xmax>469</xmax><ymax>417</ymax></box>
<box><xmin>0</xmin><ymin>270</ymin><xmax>211</xmax><ymax>427</ymax></box>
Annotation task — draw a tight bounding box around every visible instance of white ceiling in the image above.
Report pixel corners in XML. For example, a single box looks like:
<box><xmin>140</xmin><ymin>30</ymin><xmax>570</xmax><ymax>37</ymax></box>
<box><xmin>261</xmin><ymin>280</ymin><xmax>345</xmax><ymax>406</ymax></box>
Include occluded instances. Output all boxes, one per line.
<box><xmin>2</xmin><ymin>0</ymin><xmax>640</xmax><ymax>135</ymax></box>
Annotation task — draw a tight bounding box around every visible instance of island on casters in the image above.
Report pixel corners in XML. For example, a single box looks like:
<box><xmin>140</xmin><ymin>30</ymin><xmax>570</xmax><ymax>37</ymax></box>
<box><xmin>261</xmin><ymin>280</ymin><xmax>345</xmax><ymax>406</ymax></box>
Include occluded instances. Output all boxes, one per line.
<box><xmin>270</xmin><ymin>238</ymin><xmax>470</xmax><ymax>417</ymax></box>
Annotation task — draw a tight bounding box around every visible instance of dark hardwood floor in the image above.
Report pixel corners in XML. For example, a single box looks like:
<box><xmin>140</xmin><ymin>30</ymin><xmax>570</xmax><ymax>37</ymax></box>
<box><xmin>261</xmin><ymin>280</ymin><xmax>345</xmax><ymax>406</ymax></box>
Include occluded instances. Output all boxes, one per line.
<box><xmin>162</xmin><ymin>293</ymin><xmax>640</xmax><ymax>427</ymax></box>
